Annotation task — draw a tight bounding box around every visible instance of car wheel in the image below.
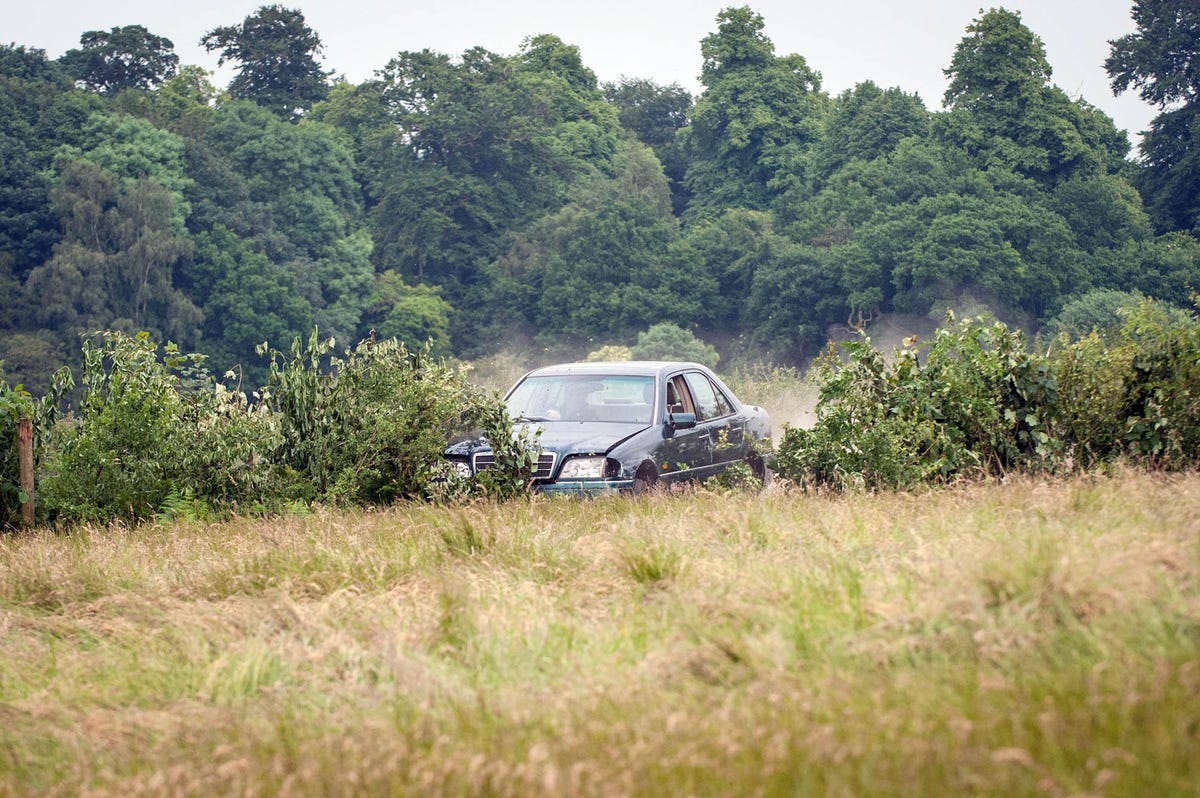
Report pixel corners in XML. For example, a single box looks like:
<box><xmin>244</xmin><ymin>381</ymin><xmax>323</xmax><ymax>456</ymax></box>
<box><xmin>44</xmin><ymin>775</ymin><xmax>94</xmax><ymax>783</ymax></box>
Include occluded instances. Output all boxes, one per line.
<box><xmin>748</xmin><ymin>451</ymin><xmax>770</xmax><ymax>488</ymax></box>
<box><xmin>632</xmin><ymin>463</ymin><xmax>659</xmax><ymax>495</ymax></box>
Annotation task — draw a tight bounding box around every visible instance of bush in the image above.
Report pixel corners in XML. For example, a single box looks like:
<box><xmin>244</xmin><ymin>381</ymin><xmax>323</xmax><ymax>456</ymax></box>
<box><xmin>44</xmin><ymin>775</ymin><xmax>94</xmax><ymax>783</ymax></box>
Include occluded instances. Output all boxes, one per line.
<box><xmin>262</xmin><ymin>331</ymin><xmax>534</xmax><ymax>504</ymax></box>
<box><xmin>776</xmin><ymin>305</ymin><xmax>1200</xmax><ymax>491</ymax></box>
<box><xmin>39</xmin><ymin>332</ymin><xmax>200</xmax><ymax>523</ymax></box>
<box><xmin>775</xmin><ymin>315</ymin><xmax>1055</xmax><ymax>490</ymax></box>
<box><xmin>0</xmin><ymin>373</ymin><xmax>34</xmax><ymax>529</ymax></box>
<box><xmin>631</xmin><ymin>323</ymin><xmax>719</xmax><ymax>368</ymax></box>
<box><xmin>1111</xmin><ymin>300</ymin><xmax>1200</xmax><ymax>465</ymax></box>
<box><xmin>35</xmin><ymin>329</ymin><xmax>533</xmax><ymax>527</ymax></box>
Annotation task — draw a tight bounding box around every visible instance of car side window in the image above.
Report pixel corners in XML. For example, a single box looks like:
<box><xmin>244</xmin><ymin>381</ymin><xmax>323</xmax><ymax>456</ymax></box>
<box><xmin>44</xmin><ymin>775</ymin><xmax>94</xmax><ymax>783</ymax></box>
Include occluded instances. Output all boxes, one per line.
<box><xmin>683</xmin><ymin>372</ymin><xmax>730</xmax><ymax>422</ymax></box>
<box><xmin>710</xmin><ymin>379</ymin><xmax>734</xmax><ymax>417</ymax></box>
<box><xmin>666</xmin><ymin>375</ymin><xmax>694</xmax><ymax>417</ymax></box>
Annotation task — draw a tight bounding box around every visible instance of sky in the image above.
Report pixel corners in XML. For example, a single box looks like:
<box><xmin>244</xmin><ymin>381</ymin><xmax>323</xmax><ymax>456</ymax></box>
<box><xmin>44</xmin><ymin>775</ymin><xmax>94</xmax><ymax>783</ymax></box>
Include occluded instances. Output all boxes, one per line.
<box><xmin>6</xmin><ymin>0</ymin><xmax>1157</xmax><ymax>143</ymax></box>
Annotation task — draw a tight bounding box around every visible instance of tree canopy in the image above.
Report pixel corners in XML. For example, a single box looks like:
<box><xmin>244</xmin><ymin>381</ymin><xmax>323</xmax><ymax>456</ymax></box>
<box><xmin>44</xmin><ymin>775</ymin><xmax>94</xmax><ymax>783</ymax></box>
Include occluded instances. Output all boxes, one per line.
<box><xmin>201</xmin><ymin>4</ymin><xmax>330</xmax><ymax>118</ymax></box>
<box><xmin>0</xmin><ymin>4</ymin><xmax>1197</xmax><ymax>394</ymax></box>
<box><xmin>59</xmin><ymin>25</ymin><xmax>179</xmax><ymax>94</ymax></box>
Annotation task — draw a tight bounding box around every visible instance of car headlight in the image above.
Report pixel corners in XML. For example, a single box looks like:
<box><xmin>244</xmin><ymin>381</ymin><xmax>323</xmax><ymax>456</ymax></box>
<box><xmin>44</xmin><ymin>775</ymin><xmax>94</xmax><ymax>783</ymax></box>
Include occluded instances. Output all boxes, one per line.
<box><xmin>558</xmin><ymin>456</ymin><xmax>609</xmax><ymax>479</ymax></box>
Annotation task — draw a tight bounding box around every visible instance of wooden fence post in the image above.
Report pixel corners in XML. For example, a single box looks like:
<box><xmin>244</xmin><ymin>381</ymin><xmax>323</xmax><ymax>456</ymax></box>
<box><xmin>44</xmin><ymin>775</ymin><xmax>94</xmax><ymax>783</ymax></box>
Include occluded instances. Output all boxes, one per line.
<box><xmin>18</xmin><ymin>417</ymin><xmax>34</xmax><ymax>527</ymax></box>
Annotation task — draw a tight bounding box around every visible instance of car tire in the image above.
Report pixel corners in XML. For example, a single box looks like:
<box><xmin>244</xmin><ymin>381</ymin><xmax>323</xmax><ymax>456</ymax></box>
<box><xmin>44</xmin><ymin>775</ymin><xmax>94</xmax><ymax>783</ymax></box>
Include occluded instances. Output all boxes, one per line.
<box><xmin>632</xmin><ymin>463</ymin><xmax>659</xmax><ymax>496</ymax></box>
<box><xmin>748</xmin><ymin>451</ymin><xmax>770</xmax><ymax>489</ymax></box>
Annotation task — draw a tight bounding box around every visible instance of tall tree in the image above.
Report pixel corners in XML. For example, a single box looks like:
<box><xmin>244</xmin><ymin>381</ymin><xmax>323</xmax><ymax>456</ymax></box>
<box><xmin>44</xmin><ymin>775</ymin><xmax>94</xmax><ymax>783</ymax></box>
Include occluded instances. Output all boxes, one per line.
<box><xmin>1107</xmin><ymin>0</ymin><xmax>1200</xmax><ymax>233</ymax></box>
<box><xmin>201</xmin><ymin>4</ymin><xmax>329</xmax><ymax>118</ymax></box>
<box><xmin>942</xmin><ymin>8</ymin><xmax>1128</xmax><ymax>185</ymax></box>
<box><xmin>681</xmin><ymin>6</ymin><xmax>828</xmax><ymax>222</ymax></box>
<box><xmin>367</xmin><ymin>37</ymin><xmax>623</xmax><ymax>346</ymax></box>
<box><xmin>0</xmin><ymin>45</ymin><xmax>98</xmax><ymax>280</ymax></box>
<box><xmin>59</xmin><ymin>25</ymin><xmax>178</xmax><ymax>94</ymax></box>
<box><xmin>808</xmin><ymin>82</ymin><xmax>929</xmax><ymax>186</ymax></box>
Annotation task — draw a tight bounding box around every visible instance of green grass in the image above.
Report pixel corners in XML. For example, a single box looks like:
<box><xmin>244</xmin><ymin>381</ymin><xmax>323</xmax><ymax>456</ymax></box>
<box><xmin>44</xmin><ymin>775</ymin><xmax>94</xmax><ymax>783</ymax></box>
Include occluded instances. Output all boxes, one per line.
<box><xmin>1</xmin><ymin>471</ymin><xmax>1198</xmax><ymax>796</ymax></box>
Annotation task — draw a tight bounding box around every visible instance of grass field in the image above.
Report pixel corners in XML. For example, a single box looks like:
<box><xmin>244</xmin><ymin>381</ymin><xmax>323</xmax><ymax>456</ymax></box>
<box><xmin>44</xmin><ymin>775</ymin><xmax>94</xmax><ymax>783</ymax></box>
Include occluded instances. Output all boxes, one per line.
<box><xmin>1</xmin><ymin>470</ymin><xmax>1198</xmax><ymax>796</ymax></box>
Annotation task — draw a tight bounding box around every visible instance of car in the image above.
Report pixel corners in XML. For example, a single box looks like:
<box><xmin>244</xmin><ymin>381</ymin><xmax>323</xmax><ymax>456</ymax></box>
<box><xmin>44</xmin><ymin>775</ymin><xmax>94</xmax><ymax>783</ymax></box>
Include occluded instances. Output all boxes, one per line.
<box><xmin>445</xmin><ymin>361</ymin><xmax>771</xmax><ymax>494</ymax></box>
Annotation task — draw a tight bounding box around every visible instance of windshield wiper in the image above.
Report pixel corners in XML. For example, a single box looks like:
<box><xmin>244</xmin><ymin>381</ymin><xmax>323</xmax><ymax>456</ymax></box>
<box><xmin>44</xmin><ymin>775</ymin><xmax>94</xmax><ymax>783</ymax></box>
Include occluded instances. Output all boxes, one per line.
<box><xmin>513</xmin><ymin>414</ymin><xmax>550</xmax><ymax>423</ymax></box>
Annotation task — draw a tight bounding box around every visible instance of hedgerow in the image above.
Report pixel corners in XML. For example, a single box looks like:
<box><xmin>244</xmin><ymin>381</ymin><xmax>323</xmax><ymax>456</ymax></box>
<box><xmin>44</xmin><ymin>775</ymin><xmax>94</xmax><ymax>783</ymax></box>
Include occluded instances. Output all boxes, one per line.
<box><xmin>774</xmin><ymin>302</ymin><xmax>1200</xmax><ymax>490</ymax></box>
<box><xmin>21</xmin><ymin>330</ymin><xmax>530</xmax><ymax>528</ymax></box>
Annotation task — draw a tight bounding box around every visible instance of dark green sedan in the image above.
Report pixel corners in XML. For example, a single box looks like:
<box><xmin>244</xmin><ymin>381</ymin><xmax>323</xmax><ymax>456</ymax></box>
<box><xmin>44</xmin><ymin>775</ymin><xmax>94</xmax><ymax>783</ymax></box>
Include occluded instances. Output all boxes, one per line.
<box><xmin>445</xmin><ymin>361</ymin><xmax>771</xmax><ymax>494</ymax></box>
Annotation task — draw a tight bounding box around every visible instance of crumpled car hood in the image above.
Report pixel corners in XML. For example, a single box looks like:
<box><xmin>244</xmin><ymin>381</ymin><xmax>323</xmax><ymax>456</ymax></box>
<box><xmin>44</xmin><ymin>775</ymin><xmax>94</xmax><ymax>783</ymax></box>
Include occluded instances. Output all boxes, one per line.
<box><xmin>519</xmin><ymin>421</ymin><xmax>648</xmax><ymax>455</ymax></box>
<box><xmin>446</xmin><ymin>421</ymin><xmax>649</xmax><ymax>459</ymax></box>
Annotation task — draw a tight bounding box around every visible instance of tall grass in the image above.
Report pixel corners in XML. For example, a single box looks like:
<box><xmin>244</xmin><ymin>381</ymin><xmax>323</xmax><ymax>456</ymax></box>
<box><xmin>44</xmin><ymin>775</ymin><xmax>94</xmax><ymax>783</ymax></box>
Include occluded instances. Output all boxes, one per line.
<box><xmin>1</xmin><ymin>471</ymin><xmax>1197</xmax><ymax>796</ymax></box>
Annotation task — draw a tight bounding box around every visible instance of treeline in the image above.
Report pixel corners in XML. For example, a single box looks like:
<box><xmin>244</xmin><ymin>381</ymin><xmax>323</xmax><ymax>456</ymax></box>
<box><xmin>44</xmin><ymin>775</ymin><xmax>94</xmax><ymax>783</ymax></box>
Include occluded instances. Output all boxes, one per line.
<box><xmin>2</xmin><ymin>2</ymin><xmax>1199</xmax><ymax>394</ymax></box>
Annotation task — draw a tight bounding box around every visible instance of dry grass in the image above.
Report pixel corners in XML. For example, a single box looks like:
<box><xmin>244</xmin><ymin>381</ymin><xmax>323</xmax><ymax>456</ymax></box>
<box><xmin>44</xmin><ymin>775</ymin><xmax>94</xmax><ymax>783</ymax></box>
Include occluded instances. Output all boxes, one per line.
<box><xmin>1</xmin><ymin>471</ymin><xmax>1198</xmax><ymax>796</ymax></box>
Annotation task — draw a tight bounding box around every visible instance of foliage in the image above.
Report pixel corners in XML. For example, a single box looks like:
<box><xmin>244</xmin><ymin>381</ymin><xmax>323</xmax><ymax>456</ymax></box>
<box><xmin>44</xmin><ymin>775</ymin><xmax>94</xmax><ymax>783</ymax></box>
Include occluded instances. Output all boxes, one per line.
<box><xmin>58</xmin><ymin>25</ymin><xmax>179</xmax><ymax>95</ymax></box>
<box><xmin>4</xmin><ymin>4</ymin><xmax>1200</xmax><ymax>398</ymax></box>
<box><xmin>38</xmin><ymin>331</ymin><xmax>199</xmax><ymax>523</ymax></box>
<box><xmin>201</xmin><ymin>4</ymin><xmax>330</xmax><ymax>118</ymax></box>
<box><xmin>1040</xmin><ymin>287</ymin><xmax>1147</xmax><ymax>339</ymax></box>
<box><xmin>776</xmin><ymin>304</ymin><xmax>1200</xmax><ymax>489</ymax></box>
<box><xmin>261</xmin><ymin>331</ymin><xmax>533</xmax><ymax>504</ymax></box>
<box><xmin>942</xmin><ymin>8</ymin><xmax>1128</xmax><ymax>186</ymax></box>
<box><xmin>24</xmin><ymin>160</ymin><xmax>200</xmax><ymax>346</ymax></box>
<box><xmin>630</xmin><ymin>323</ymin><xmax>719</xmax><ymax>368</ymax></box>
<box><xmin>1107</xmin><ymin>0</ymin><xmax>1200</xmax><ymax>233</ymax></box>
<box><xmin>32</xmin><ymin>328</ymin><xmax>533</xmax><ymax>526</ymax></box>
<box><xmin>682</xmin><ymin>6</ymin><xmax>828</xmax><ymax>221</ymax></box>
<box><xmin>586</xmin><ymin>344</ymin><xmax>632</xmax><ymax>362</ymax></box>
<box><xmin>1106</xmin><ymin>0</ymin><xmax>1200</xmax><ymax>110</ymax></box>
<box><xmin>603</xmin><ymin>77</ymin><xmax>693</xmax><ymax>214</ymax></box>
<box><xmin>361</xmin><ymin>269</ymin><xmax>451</xmax><ymax>358</ymax></box>
<box><xmin>1</xmin><ymin>361</ymin><xmax>69</xmax><ymax>529</ymax></box>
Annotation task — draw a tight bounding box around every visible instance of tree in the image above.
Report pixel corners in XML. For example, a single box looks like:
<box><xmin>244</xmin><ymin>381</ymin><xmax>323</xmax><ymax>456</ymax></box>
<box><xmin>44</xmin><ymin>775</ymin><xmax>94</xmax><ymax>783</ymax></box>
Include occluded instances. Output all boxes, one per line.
<box><xmin>681</xmin><ymin>6</ymin><xmax>828</xmax><ymax>221</ymax></box>
<box><xmin>367</xmin><ymin>38</ymin><xmax>623</xmax><ymax>344</ymax></box>
<box><xmin>193</xmin><ymin>100</ymin><xmax>365</xmax><ymax>352</ymax></box>
<box><xmin>58</xmin><ymin>110</ymin><xmax>194</xmax><ymax>227</ymax></box>
<box><xmin>190</xmin><ymin>225</ymin><xmax>312</xmax><ymax>383</ymax></box>
<box><xmin>201</xmin><ymin>4</ymin><xmax>330</xmax><ymax>118</ymax></box>
<box><xmin>604</xmin><ymin>78</ymin><xmax>693</xmax><ymax>214</ymax></box>
<box><xmin>808</xmin><ymin>82</ymin><xmax>929</xmax><ymax>185</ymax></box>
<box><xmin>1108</xmin><ymin>0</ymin><xmax>1200</xmax><ymax>233</ymax></box>
<box><xmin>149</xmin><ymin>65</ymin><xmax>218</xmax><ymax>136</ymax></box>
<box><xmin>1106</xmin><ymin>0</ymin><xmax>1200</xmax><ymax>110</ymax></box>
<box><xmin>942</xmin><ymin>8</ymin><xmax>1128</xmax><ymax>186</ymax></box>
<box><xmin>361</xmin><ymin>270</ymin><xmax>452</xmax><ymax>357</ymax></box>
<box><xmin>59</xmin><ymin>25</ymin><xmax>178</xmax><ymax>94</ymax></box>
<box><xmin>491</xmin><ymin>141</ymin><xmax>683</xmax><ymax>343</ymax></box>
<box><xmin>0</xmin><ymin>45</ymin><xmax>98</xmax><ymax>280</ymax></box>
<box><xmin>24</xmin><ymin>159</ymin><xmax>201</xmax><ymax>346</ymax></box>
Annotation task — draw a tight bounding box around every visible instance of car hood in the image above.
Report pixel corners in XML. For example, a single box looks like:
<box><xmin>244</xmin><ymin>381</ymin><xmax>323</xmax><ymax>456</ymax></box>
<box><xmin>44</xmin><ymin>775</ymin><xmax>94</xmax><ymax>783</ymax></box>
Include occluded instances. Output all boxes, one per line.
<box><xmin>520</xmin><ymin>420</ymin><xmax>648</xmax><ymax>455</ymax></box>
<box><xmin>446</xmin><ymin>420</ymin><xmax>649</xmax><ymax>458</ymax></box>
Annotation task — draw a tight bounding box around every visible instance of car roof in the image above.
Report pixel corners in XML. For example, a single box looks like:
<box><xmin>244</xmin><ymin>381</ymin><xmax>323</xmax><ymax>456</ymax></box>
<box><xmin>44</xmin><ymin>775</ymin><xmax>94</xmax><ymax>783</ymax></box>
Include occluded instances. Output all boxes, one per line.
<box><xmin>520</xmin><ymin>361</ymin><xmax>708</xmax><ymax>379</ymax></box>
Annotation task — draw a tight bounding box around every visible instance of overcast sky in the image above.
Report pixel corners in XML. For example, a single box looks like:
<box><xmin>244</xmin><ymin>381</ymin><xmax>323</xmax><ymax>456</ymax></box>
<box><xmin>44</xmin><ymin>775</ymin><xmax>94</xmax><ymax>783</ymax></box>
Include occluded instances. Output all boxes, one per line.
<box><xmin>7</xmin><ymin>0</ymin><xmax>1156</xmax><ymax>142</ymax></box>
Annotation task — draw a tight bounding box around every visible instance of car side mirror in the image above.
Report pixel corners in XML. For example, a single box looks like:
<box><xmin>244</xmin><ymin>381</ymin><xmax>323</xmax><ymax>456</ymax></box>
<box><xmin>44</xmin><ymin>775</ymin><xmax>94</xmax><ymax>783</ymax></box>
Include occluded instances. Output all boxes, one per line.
<box><xmin>669</xmin><ymin>412</ymin><xmax>697</xmax><ymax>430</ymax></box>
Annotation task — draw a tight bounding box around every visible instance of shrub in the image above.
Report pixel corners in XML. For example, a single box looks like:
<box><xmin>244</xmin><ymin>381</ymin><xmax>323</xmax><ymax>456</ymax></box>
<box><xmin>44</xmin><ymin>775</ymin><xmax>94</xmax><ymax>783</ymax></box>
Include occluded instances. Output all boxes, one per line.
<box><xmin>262</xmin><ymin>332</ymin><xmax>534</xmax><ymax>504</ymax></box>
<box><xmin>1111</xmin><ymin>300</ymin><xmax>1200</xmax><ymax>466</ymax></box>
<box><xmin>586</xmin><ymin>344</ymin><xmax>632</xmax><ymax>362</ymax></box>
<box><xmin>0</xmin><ymin>373</ymin><xmax>35</xmax><ymax>529</ymax></box>
<box><xmin>631</xmin><ymin>323</ymin><xmax>719</xmax><ymax>368</ymax></box>
<box><xmin>39</xmin><ymin>332</ymin><xmax>197</xmax><ymax>523</ymax></box>
<box><xmin>775</xmin><ymin>315</ymin><xmax>1057</xmax><ymax>490</ymax></box>
<box><xmin>776</xmin><ymin>304</ymin><xmax>1200</xmax><ymax>490</ymax></box>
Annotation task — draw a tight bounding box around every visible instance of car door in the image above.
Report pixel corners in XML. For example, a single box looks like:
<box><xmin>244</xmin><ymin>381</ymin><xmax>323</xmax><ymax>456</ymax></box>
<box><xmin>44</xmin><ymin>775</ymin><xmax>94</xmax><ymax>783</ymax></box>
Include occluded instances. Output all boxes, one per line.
<box><xmin>657</xmin><ymin>372</ymin><xmax>714</xmax><ymax>484</ymax></box>
<box><xmin>682</xmin><ymin>371</ymin><xmax>746</xmax><ymax>471</ymax></box>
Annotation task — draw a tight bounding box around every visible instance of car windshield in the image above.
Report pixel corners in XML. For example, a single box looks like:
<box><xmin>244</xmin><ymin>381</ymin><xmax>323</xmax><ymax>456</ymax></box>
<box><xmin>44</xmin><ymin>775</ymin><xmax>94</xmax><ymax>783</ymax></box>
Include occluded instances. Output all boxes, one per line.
<box><xmin>507</xmin><ymin>374</ymin><xmax>656</xmax><ymax>424</ymax></box>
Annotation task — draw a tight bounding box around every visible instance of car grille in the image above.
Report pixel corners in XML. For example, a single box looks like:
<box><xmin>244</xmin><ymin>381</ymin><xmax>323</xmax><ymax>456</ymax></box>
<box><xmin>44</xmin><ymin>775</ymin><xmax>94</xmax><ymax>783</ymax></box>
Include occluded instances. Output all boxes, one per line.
<box><xmin>473</xmin><ymin>451</ymin><xmax>557</xmax><ymax>480</ymax></box>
